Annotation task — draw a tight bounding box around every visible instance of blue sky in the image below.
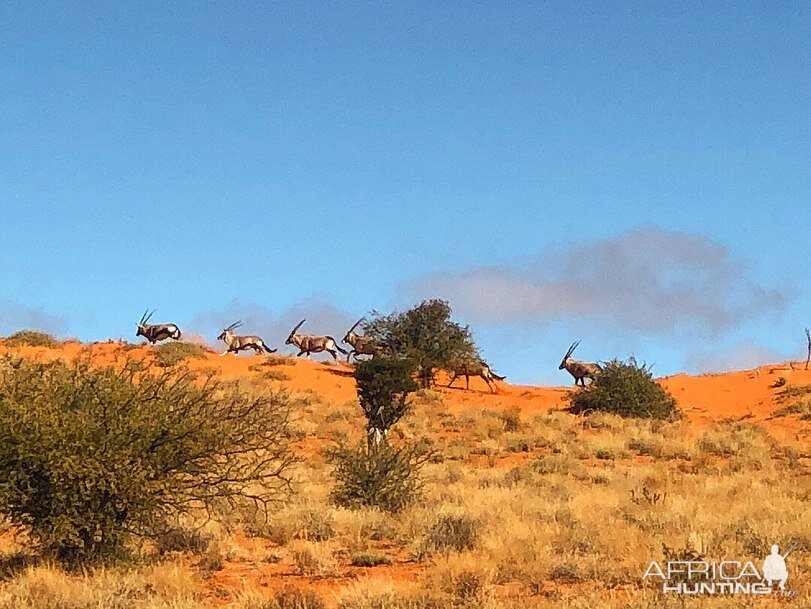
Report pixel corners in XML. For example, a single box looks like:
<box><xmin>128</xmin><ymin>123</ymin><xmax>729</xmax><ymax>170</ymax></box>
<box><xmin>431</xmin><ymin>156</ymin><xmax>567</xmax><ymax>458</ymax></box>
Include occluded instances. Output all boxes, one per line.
<box><xmin>1</xmin><ymin>2</ymin><xmax>808</xmax><ymax>383</ymax></box>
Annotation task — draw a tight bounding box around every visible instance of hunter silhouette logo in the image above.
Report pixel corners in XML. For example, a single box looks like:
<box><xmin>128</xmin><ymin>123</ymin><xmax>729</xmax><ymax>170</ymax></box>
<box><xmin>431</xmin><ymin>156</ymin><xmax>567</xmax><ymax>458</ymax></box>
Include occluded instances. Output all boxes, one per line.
<box><xmin>643</xmin><ymin>541</ymin><xmax>799</xmax><ymax>596</ymax></box>
<box><xmin>763</xmin><ymin>543</ymin><xmax>796</xmax><ymax>591</ymax></box>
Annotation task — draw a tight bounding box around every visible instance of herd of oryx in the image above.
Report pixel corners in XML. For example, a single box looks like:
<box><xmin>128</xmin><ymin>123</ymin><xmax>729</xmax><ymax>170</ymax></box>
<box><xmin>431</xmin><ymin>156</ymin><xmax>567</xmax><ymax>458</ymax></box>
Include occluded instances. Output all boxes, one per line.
<box><xmin>136</xmin><ymin>310</ymin><xmax>603</xmax><ymax>391</ymax></box>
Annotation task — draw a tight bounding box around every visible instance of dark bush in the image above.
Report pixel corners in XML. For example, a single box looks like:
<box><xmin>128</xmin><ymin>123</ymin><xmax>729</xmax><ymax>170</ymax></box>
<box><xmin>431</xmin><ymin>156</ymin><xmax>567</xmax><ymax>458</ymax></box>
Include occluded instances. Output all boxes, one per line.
<box><xmin>364</xmin><ymin>300</ymin><xmax>478</xmax><ymax>388</ymax></box>
<box><xmin>355</xmin><ymin>357</ymin><xmax>417</xmax><ymax>447</ymax></box>
<box><xmin>328</xmin><ymin>441</ymin><xmax>431</xmax><ymax>513</ymax></box>
<box><xmin>152</xmin><ymin>341</ymin><xmax>209</xmax><ymax>367</ymax></box>
<box><xmin>569</xmin><ymin>358</ymin><xmax>679</xmax><ymax>420</ymax></box>
<box><xmin>3</xmin><ymin>330</ymin><xmax>60</xmax><ymax>348</ymax></box>
<box><xmin>0</xmin><ymin>356</ymin><xmax>294</xmax><ymax>565</ymax></box>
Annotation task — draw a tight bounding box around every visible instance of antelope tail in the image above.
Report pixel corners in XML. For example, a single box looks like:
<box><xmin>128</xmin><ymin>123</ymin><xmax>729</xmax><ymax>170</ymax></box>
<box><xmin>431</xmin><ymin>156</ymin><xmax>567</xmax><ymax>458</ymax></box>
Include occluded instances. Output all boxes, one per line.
<box><xmin>328</xmin><ymin>337</ymin><xmax>348</xmax><ymax>354</ymax></box>
<box><xmin>263</xmin><ymin>343</ymin><xmax>277</xmax><ymax>354</ymax></box>
<box><xmin>491</xmin><ymin>372</ymin><xmax>506</xmax><ymax>381</ymax></box>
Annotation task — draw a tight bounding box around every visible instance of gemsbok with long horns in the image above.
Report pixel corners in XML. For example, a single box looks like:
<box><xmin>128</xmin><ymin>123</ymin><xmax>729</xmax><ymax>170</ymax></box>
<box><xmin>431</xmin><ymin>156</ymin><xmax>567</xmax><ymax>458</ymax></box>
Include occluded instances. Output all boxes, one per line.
<box><xmin>136</xmin><ymin>309</ymin><xmax>182</xmax><ymax>344</ymax></box>
<box><xmin>447</xmin><ymin>358</ymin><xmax>506</xmax><ymax>393</ymax></box>
<box><xmin>217</xmin><ymin>321</ymin><xmax>277</xmax><ymax>356</ymax></box>
<box><xmin>559</xmin><ymin>340</ymin><xmax>602</xmax><ymax>386</ymax></box>
<box><xmin>342</xmin><ymin>318</ymin><xmax>384</xmax><ymax>362</ymax></box>
<box><xmin>286</xmin><ymin>319</ymin><xmax>348</xmax><ymax>363</ymax></box>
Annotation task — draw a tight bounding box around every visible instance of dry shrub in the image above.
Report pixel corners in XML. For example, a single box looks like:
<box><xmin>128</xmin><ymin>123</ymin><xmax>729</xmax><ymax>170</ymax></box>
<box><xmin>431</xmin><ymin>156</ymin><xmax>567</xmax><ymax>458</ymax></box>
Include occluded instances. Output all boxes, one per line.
<box><xmin>197</xmin><ymin>543</ymin><xmax>225</xmax><ymax>573</ymax></box>
<box><xmin>497</xmin><ymin>406</ymin><xmax>522</xmax><ymax>432</ymax></box>
<box><xmin>431</xmin><ymin>555</ymin><xmax>493</xmax><ymax>605</ymax></box>
<box><xmin>266</xmin><ymin>586</ymin><xmax>327</xmax><ymax>609</ymax></box>
<box><xmin>696</xmin><ymin>424</ymin><xmax>771</xmax><ymax>459</ymax></box>
<box><xmin>338</xmin><ymin>591</ymin><xmax>445</xmax><ymax>609</ymax></box>
<box><xmin>626</xmin><ymin>434</ymin><xmax>664</xmax><ymax>458</ymax></box>
<box><xmin>152</xmin><ymin>342</ymin><xmax>208</xmax><ymax>367</ymax></box>
<box><xmin>420</xmin><ymin>514</ymin><xmax>479</xmax><ymax>556</ymax></box>
<box><xmin>290</xmin><ymin>541</ymin><xmax>338</xmax><ymax>577</ymax></box>
<box><xmin>350</xmin><ymin>552</ymin><xmax>391</xmax><ymax>567</ymax></box>
<box><xmin>251</xmin><ymin>355</ymin><xmax>298</xmax><ymax>368</ymax></box>
<box><xmin>0</xmin><ymin>562</ymin><xmax>200</xmax><ymax>609</ymax></box>
<box><xmin>293</xmin><ymin>509</ymin><xmax>335</xmax><ymax>542</ymax></box>
<box><xmin>155</xmin><ymin>525</ymin><xmax>212</xmax><ymax>555</ymax></box>
<box><xmin>3</xmin><ymin>330</ymin><xmax>60</xmax><ymax>348</ymax></box>
<box><xmin>548</xmin><ymin>561</ymin><xmax>582</xmax><ymax>583</ymax></box>
<box><xmin>329</xmin><ymin>442</ymin><xmax>431</xmax><ymax>513</ymax></box>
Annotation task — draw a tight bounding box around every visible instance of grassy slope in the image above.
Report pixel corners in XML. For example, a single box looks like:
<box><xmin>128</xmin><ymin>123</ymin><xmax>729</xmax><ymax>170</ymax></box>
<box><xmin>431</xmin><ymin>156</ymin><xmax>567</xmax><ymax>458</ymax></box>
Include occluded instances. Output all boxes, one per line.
<box><xmin>0</xmin><ymin>341</ymin><xmax>808</xmax><ymax>609</ymax></box>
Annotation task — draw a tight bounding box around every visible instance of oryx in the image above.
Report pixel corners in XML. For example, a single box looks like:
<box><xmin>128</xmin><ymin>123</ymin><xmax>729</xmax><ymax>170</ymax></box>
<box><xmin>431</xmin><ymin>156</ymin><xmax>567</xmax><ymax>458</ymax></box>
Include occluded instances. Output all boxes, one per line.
<box><xmin>559</xmin><ymin>340</ymin><xmax>602</xmax><ymax>386</ymax></box>
<box><xmin>447</xmin><ymin>359</ymin><xmax>506</xmax><ymax>393</ymax></box>
<box><xmin>342</xmin><ymin>317</ymin><xmax>384</xmax><ymax>362</ymax></box>
<box><xmin>217</xmin><ymin>321</ymin><xmax>277</xmax><ymax>356</ymax></box>
<box><xmin>286</xmin><ymin>319</ymin><xmax>348</xmax><ymax>363</ymax></box>
<box><xmin>136</xmin><ymin>309</ymin><xmax>182</xmax><ymax>344</ymax></box>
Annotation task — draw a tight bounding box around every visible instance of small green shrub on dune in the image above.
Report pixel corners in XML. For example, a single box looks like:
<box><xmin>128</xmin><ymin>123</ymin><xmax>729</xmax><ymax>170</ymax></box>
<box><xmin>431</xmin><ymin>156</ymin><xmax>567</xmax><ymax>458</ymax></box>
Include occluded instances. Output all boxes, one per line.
<box><xmin>153</xmin><ymin>341</ymin><xmax>208</xmax><ymax>367</ymax></box>
<box><xmin>3</xmin><ymin>330</ymin><xmax>60</xmax><ymax>348</ymax></box>
<box><xmin>569</xmin><ymin>358</ymin><xmax>679</xmax><ymax>420</ymax></box>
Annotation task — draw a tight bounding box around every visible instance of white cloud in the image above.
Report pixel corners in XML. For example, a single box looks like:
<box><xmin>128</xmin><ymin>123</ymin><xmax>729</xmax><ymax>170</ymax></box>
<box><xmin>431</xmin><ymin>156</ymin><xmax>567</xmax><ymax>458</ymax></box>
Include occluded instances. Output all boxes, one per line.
<box><xmin>404</xmin><ymin>227</ymin><xmax>787</xmax><ymax>335</ymax></box>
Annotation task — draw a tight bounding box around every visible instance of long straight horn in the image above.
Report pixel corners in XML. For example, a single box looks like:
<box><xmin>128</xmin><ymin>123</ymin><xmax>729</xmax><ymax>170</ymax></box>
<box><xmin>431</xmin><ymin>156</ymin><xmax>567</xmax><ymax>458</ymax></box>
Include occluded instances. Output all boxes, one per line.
<box><xmin>291</xmin><ymin>319</ymin><xmax>306</xmax><ymax>334</ymax></box>
<box><xmin>348</xmin><ymin>317</ymin><xmax>364</xmax><ymax>333</ymax></box>
<box><xmin>564</xmin><ymin>340</ymin><xmax>580</xmax><ymax>360</ymax></box>
<box><xmin>144</xmin><ymin>309</ymin><xmax>156</xmax><ymax>324</ymax></box>
<box><xmin>225</xmin><ymin>321</ymin><xmax>242</xmax><ymax>332</ymax></box>
<box><xmin>138</xmin><ymin>309</ymin><xmax>149</xmax><ymax>325</ymax></box>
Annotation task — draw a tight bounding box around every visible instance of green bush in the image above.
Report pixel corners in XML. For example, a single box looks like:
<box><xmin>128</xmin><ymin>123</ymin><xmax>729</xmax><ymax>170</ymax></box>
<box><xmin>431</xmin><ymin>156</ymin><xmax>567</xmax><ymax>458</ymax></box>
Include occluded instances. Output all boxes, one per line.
<box><xmin>569</xmin><ymin>358</ymin><xmax>679</xmax><ymax>420</ymax></box>
<box><xmin>3</xmin><ymin>330</ymin><xmax>60</xmax><ymax>348</ymax></box>
<box><xmin>355</xmin><ymin>357</ymin><xmax>417</xmax><ymax>447</ymax></box>
<box><xmin>0</xmin><ymin>356</ymin><xmax>294</xmax><ymax>565</ymax></box>
<box><xmin>328</xmin><ymin>441</ymin><xmax>431</xmax><ymax>513</ymax></box>
<box><xmin>153</xmin><ymin>341</ymin><xmax>209</xmax><ymax>367</ymax></box>
<box><xmin>364</xmin><ymin>300</ymin><xmax>478</xmax><ymax>388</ymax></box>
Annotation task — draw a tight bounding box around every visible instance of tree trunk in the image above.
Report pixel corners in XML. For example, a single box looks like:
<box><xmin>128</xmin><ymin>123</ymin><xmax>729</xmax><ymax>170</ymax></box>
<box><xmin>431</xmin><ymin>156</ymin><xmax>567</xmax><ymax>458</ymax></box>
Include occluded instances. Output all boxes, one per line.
<box><xmin>367</xmin><ymin>426</ymin><xmax>387</xmax><ymax>451</ymax></box>
<box><xmin>806</xmin><ymin>328</ymin><xmax>810</xmax><ymax>371</ymax></box>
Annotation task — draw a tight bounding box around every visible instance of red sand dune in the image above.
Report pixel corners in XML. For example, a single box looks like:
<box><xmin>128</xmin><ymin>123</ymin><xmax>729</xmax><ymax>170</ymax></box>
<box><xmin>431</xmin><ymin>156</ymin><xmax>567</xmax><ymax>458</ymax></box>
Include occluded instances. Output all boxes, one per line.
<box><xmin>2</xmin><ymin>341</ymin><xmax>807</xmax><ymax>436</ymax></box>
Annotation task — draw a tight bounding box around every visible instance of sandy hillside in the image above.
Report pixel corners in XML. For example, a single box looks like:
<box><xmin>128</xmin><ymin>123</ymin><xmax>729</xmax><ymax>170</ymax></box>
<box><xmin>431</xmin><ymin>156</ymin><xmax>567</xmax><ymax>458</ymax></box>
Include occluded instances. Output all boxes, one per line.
<box><xmin>0</xmin><ymin>340</ymin><xmax>808</xmax><ymax>608</ymax></box>
<box><xmin>2</xmin><ymin>340</ymin><xmax>809</xmax><ymax>433</ymax></box>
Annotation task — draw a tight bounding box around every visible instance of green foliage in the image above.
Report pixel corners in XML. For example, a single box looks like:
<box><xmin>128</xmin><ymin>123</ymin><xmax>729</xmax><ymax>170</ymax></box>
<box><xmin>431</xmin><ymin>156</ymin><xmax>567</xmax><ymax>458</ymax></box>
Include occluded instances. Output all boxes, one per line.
<box><xmin>3</xmin><ymin>330</ymin><xmax>60</xmax><ymax>348</ymax></box>
<box><xmin>364</xmin><ymin>300</ymin><xmax>478</xmax><ymax>387</ymax></box>
<box><xmin>355</xmin><ymin>357</ymin><xmax>417</xmax><ymax>436</ymax></box>
<box><xmin>328</xmin><ymin>441</ymin><xmax>431</xmax><ymax>513</ymax></box>
<box><xmin>0</xmin><ymin>356</ymin><xmax>294</xmax><ymax>565</ymax></box>
<box><xmin>152</xmin><ymin>341</ymin><xmax>208</xmax><ymax>367</ymax></box>
<box><xmin>569</xmin><ymin>358</ymin><xmax>679</xmax><ymax>420</ymax></box>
